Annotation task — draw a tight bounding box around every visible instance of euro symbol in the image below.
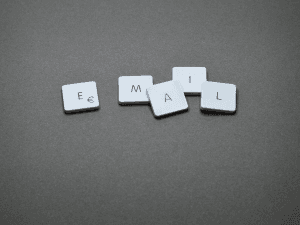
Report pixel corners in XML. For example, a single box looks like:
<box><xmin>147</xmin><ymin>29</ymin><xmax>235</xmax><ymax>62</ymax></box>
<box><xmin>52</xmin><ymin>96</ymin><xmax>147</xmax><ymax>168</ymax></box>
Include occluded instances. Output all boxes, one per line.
<box><xmin>87</xmin><ymin>96</ymin><xmax>94</xmax><ymax>103</ymax></box>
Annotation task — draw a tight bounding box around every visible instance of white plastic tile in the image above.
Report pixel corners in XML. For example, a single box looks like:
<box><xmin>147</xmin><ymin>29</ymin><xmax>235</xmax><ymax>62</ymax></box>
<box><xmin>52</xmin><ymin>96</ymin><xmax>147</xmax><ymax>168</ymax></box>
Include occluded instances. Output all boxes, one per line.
<box><xmin>62</xmin><ymin>81</ymin><xmax>99</xmax><ymax>113</ymax></box>
<box><xmin>118</xmin><ymin>75</ymin><xmax>153</xmax><ymax>105</ymax></box>
<box><xmin>146</xmin><ymin>80</ymin><xmax>188</xmax><ymax>117</ymax></box>
<box><xmin>172</xmin><ymin>67</ymin><xmax>207</xmax><ymax>95</ymax></box>
<box><xmin>200</xmin><ymin>81</ymin><xmax>236</xmax><ymax>112</ymax></box>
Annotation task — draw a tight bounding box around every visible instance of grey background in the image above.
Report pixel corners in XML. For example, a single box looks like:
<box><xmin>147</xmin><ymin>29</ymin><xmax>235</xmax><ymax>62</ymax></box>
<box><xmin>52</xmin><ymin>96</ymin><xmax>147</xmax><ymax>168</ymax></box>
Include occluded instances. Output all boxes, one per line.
<box><xmin>1</xmin><ymin>0</ymin><xmax>300</xmax><ymax>224</ymax></box>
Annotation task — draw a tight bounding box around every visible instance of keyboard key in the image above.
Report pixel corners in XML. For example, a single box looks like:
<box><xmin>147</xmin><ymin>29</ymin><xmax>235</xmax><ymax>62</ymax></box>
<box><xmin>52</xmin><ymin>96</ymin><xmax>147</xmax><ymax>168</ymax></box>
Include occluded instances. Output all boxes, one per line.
<box><xmin>62</xmin><ymin>81</ymin><xmax>100</xmax><ymax>113</ymax></box>
<box><xmin>200</xmin><ymin>81</ymin><xmax>236</xmax><ymax>113</ymax></box>
<box><xmin>172</xmin><ymin>67</ymin><xmax>207</xmax><ymax>95</ymax></box>
<box><xmin>146</xmin><ymin>80</ymin><xmax>188</xmax><ymax>118</ymax></box>
<box><xmin>118</xmin><ymin>75</ymin><xmax>153</xmax><ymax>105</ymax></box>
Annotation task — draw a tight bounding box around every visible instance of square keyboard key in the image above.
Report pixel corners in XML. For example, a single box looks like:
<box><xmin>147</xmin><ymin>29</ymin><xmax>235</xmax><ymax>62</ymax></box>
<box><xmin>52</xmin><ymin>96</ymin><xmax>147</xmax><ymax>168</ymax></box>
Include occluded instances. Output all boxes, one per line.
<box><xmin>172</xmin><ymin>67</ymin><xmax>207</xmax><ymax>95</ymax></box>
<box><xmin>200</xmin><ymin>81</ymin><xmax>236</xmax><ymax>113</ymax></box>
<box><xmin>146</xmin><ymin>80</ymin><xmax>188</xmax><ymax>118</ymax></box>
<box><xmin>62</xmin><ymin>81</ymin><xmax>100</xmax><ymax>113</ymax></box>
<box><xmin>118</xmin><ymin>75</ymin><xmax>153</xmax><ymax>105</ymax></box>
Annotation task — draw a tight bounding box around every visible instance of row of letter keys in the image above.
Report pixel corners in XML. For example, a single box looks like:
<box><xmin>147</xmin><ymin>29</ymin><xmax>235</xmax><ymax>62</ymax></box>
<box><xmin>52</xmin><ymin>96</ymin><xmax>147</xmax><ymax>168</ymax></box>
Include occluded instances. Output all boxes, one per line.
<box><xmin>61</xmin><ymin>67</ymin><xmax>237</xmax><ymax>116</ymax></box>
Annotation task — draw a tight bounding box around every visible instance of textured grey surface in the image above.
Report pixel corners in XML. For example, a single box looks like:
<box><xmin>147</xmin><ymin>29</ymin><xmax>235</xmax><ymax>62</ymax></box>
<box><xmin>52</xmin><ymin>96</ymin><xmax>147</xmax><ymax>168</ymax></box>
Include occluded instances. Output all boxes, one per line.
<box><xmin>1</xmin><ymin>0</ymin><xmax>300</xmax><ymax>224</ymax></box>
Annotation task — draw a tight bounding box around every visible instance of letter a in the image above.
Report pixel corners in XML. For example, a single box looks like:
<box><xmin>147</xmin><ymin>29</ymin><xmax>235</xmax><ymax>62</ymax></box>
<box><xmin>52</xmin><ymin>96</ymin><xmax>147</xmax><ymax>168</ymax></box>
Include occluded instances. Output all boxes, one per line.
<box><xmin>131</xmin><ymin>85</ymin><xmax>141</xmax><ymax>92</ymax></box>
<box><xmin>165</xmin><ymin>93</ymin><xmax>172</xmax><ymax>102</ymax></box>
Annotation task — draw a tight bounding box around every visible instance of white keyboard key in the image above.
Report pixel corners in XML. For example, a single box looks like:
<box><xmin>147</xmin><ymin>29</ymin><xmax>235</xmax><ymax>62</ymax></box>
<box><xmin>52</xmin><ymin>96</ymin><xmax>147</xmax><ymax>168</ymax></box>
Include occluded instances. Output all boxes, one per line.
<box><xmin>62</xmin><ymin>81</ymin><xmax>100</xmax><ymax>113</ymax></box>
<box><xmin>172</xmin><ymin>67</ymin><xmax>207</xmax><ymax>95</ymax></box>
<box><xmin>146</xmin><ymin>80</ymin><xmax>188</xmax><ymax>118</ymax></box>
<box><xmin>200</xmin><ymin>81</ymin><xmax>236</xmax><ymax>112</ymax></box>
<box><xmin>118</xmin><ymin>75</ymin><xmax>153</xmax><ymax>105</ymax></box>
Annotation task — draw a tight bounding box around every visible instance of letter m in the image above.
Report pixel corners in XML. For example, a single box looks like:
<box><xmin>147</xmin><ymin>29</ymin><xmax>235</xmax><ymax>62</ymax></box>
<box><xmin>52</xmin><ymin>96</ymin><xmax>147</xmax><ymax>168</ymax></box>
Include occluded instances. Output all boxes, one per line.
<box><xmin>131</xmin><ymin>85</ymin><xmax>141</xmax><ymax>92</ymax></box>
